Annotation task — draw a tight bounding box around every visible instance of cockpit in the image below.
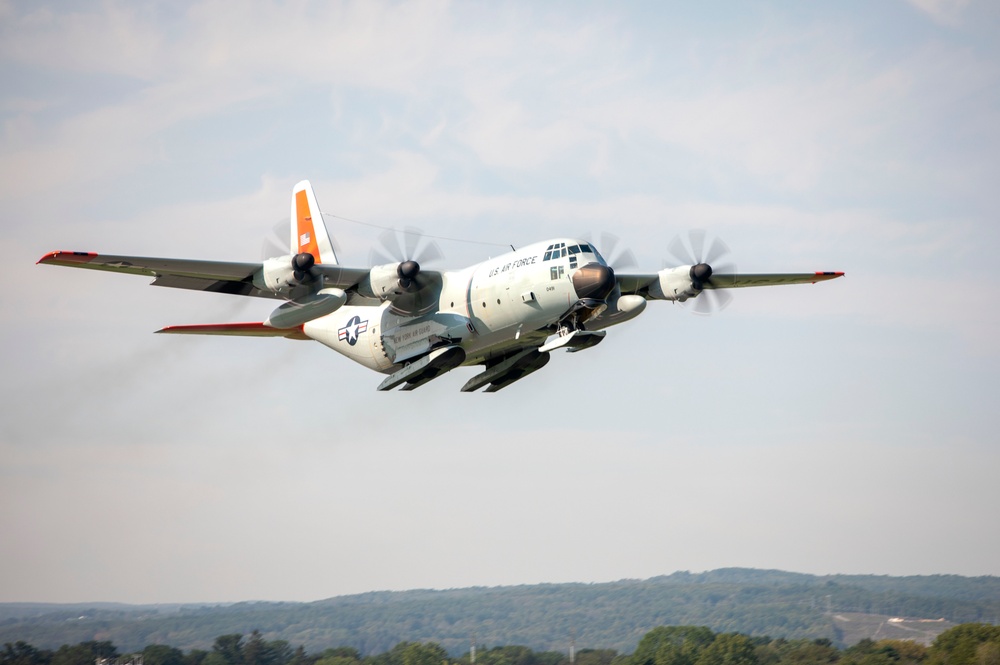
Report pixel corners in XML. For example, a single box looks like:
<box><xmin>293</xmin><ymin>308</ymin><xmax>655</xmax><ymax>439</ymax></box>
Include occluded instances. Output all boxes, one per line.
<box><xmin>542</xmin><ymin>242</ymin><xmax>605</xmax><ymax>273</ymax></box>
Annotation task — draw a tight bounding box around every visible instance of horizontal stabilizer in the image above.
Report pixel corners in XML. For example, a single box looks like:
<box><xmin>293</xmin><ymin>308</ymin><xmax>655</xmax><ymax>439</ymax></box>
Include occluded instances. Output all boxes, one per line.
<box><xmin>156</xmin><ymin>322</ymin><xmax>309</xmax><ymax>340</ymax></box>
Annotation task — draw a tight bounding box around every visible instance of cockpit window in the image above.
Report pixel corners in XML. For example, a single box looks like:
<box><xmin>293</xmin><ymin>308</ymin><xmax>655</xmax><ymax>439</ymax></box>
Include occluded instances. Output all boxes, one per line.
<box><xmin>544</xmin><ymin>242</ymin><xmax>583</xmax><ymax>262</ymax></box>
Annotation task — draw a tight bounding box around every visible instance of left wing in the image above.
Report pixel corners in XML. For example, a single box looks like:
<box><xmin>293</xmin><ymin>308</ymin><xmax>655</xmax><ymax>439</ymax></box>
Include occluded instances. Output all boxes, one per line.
<box><xmin>37</xmin><ymin>250</ymin><xmax>371</xmax><ymax>298</ymax></box>
<box><xmin>38</xmin><ymin>181</ymin><xmax>439</xmax><ymax>316</ymax></box>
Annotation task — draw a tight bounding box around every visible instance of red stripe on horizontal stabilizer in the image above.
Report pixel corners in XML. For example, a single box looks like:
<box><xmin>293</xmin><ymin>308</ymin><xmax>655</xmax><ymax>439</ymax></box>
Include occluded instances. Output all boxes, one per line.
<box><xmin>157</xmin><ymin>322</ymin><xmax>309</xmax><ymax>340</ymax></box>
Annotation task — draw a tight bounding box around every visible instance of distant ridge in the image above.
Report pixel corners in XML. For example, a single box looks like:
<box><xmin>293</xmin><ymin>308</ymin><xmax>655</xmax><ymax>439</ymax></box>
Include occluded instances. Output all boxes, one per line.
<box><xmin>1</xmin><ymin>569</ymin><xmax>997</xmax><ymax>655</ymax></box>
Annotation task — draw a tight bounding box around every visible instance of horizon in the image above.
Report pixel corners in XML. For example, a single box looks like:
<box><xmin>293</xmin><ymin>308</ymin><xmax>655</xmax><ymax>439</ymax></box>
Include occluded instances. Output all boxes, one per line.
<box><xmin>4</xmin><ymin>567</ymin><xmax>999</xmax><ymax>607</ymax></box>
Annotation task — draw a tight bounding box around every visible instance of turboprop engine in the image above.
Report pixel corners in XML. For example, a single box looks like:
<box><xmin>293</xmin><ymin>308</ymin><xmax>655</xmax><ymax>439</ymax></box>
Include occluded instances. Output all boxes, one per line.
<box><xmin>254</xmin><ymin>253</ymin><xmax>318</xmax><ymax>292</ymax></box>
<box><xmin>648</xmin><ymin>264</ymin><xmax>712</xmax><ymax>302</ymax></box>
<box><xmin>253</xmin><ymin>253</ymin><xmax>348</xmax><ymax>328</ymax></box>
<box><xmin>357</xmin><ymin>261</ymin><xmax>423</xmax><ymax>299</ymax></box>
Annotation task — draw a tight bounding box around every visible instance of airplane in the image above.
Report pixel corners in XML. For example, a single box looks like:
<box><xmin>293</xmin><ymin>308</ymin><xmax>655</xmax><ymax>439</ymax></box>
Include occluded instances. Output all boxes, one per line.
<box><xmin>38</xmin><ymin>180</ymin><xmax>844</xmax><ymax>392</ymax></box>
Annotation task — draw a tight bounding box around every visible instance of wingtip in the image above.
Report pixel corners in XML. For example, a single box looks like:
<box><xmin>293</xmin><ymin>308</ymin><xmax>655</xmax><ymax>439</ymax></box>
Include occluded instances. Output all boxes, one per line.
<box><xmin>813</xmin><ymin>271</ymin><xmax>845</xmax><ymax>283</ymax></box>
<box><xmin>37</xmin><ymin>250</ymin><xmax>98</xmax><ymax>265</ymax></box>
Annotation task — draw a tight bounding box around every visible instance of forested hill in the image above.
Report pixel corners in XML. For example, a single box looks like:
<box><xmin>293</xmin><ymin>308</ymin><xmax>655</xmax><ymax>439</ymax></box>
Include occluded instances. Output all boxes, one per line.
<box><xmin>2</xmin><ymin>569</ymin><xmax>998</xmax><ymax>655</ymax></box>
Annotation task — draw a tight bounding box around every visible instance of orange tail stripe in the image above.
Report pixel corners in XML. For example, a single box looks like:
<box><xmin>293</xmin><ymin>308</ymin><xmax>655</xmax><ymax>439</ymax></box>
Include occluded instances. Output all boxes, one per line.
<box><xmin>295</xmin><ymin>189</ymin><xmax>322</xmax><ymax>263</ymax></box>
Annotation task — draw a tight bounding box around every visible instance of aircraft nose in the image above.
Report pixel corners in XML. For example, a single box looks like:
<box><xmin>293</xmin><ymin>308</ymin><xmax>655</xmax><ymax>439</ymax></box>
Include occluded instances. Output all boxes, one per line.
<box><xmin>572</xmin><ymin>263</ymin><xmax>616</xmax><ymax>301</ymax></box>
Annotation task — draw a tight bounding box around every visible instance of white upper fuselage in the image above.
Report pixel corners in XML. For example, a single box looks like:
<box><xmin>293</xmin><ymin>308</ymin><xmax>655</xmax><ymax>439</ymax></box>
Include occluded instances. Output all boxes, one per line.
<box><xmin>304</xmin><ymin>238</ymin><xmax>608</xmax><ymax>372</ymax></box>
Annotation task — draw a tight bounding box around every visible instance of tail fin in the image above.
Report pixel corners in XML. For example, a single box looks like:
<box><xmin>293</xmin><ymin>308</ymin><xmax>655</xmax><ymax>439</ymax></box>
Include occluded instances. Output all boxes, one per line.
<box><xmin>290</xmin><ymin>180</ymin><xmax>338</xmax><ymax>265</ymax></box>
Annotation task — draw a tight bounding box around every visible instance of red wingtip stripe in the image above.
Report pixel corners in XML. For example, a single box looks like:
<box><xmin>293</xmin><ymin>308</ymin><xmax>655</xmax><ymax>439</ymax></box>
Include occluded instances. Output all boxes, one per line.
<box><xmin>37</xmin><ymin>250</ymin><xmax>98</xmax><ymax>265</ymax></box>
<box><xmin>810</xmin><ymin>271</ymin><xmax>845</xmax><ymax>284</ymax></box>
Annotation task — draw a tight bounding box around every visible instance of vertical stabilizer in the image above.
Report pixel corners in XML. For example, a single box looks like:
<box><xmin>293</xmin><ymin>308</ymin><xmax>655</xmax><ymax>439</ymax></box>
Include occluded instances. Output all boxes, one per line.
<box><xmin>290</xmin><ymin>180</ymin><xmax>338</xmax><ymax>265</ymax></box>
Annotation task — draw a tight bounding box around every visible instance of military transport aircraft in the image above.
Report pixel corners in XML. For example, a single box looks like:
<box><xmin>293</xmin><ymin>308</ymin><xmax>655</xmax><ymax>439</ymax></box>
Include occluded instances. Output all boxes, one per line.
<box><xmin>38</xmin><ymin>181</ymin><xmax>843</xmax><ymax>392</ymax></box>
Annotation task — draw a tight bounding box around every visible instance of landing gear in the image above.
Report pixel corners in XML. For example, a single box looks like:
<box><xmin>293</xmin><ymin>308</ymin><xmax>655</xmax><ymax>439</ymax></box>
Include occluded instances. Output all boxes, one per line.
<box><xmin>556</xmin><ymin>298</ymin><xmax>604</xmax><ymax>336</ymax></box>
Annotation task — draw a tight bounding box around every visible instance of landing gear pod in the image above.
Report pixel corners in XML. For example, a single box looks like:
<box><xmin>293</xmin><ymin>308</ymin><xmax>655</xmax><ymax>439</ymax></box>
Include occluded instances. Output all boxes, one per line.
<box><xmin>265</xmin><ymin>288</ymin><xmax>347</xmax><ymax>328</ymax></box>
<box><xmin>381</xmin><ymin>312</ymin><xmax>472</xmax><ymax>364</ymax></box>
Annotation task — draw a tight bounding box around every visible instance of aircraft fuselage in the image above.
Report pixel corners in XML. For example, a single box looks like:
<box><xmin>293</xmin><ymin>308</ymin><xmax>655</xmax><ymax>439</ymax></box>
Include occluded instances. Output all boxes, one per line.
<box><xmin>304</xmin><ymin>238</ymin><xmax>606</xmax><ymax>373</ymax></box>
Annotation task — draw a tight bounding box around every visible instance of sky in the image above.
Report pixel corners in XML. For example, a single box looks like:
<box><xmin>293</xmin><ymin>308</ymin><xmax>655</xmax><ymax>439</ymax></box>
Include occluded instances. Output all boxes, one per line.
<box><xmin>1</xmin><ymin>0</ymin><xmax>999</xmax><ymax>605</ymax></box>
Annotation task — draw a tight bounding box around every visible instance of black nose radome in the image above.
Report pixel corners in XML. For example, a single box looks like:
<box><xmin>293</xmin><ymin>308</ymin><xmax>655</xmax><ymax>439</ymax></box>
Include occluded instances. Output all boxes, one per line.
<box><xmin>572</xmin><ymin>263</ymin><xmax>616</xmax><ymax>301</ymax></box>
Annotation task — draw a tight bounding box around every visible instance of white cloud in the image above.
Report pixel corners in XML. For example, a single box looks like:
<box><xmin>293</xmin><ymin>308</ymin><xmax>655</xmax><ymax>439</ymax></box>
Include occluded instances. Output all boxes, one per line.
<box><xmin>905</xmin><ymin>0</ymin><xmax>971</xmax><ymax>26</ymax></box>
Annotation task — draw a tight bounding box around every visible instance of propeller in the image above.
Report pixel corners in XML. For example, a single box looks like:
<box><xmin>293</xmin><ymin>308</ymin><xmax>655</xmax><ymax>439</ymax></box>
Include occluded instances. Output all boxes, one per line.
<box><xmin>583</xmin><ymin>232</ymin><xmax>637</xmax><ymax>271</ymax></box>
<box><xmin>667</xmin><ymin>229</ymin><xmax>737</xmax><ymax>315</ymax></box>
<box><xmin>261</xmin><ymin>219</ymin><xmax>288</xmax><ymax>261</ymax></box>
<box><xmin>292</xmin><ymin>251</ymin><xmax>315</xmax><ymax>282</ymax></box>
<box><xmin>368</xmin><ymin>227</ymin><xmax>444</xmax><ymax>314</ymax></box>
<box><xmin>368</xmin><ymin>227</ymin><xmax>444</xmax><ymax>290</ymax></box>
<box><xmin>261</xmin><ymin>220</ymin><xmax>321</xmax><ymax>298</ymax></box>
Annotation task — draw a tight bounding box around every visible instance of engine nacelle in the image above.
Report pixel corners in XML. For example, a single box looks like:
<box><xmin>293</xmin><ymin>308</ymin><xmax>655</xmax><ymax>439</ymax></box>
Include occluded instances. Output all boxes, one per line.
<box><xmin>357</xmin><ymin>263</ymin><xmax>404</xmax><ymax>300</ymax></box>
<box><xmin>648</xmin><ymin>266</ymin><xmax>699</xmax><ymax>302</ymax></box>
<box><xmin>254</xmin><ymin>253</ymin><xmax>315</xmax><ymax>293</ymax></box>
<box><xmin>265</xmin><ymin>288</ymin><xmax>347</xmax><ymax>329</ymax></box>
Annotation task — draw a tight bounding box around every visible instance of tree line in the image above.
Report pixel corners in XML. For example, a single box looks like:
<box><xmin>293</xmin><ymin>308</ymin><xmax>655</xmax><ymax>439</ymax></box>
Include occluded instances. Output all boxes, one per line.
<box><xmin>6</xmin><ymin>572</ymin><xmax>1000</xmax><ymax>654</ymax></box>
<box><xmin>3</xmin><ymin>624</ymin><xmax>999</xmax><ymax>665</ymax></box>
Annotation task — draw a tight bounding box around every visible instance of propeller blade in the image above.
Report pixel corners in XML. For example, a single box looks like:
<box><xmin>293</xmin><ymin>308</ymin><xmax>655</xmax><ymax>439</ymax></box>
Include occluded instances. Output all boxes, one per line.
<box><xmin>704</xmin><ymin>235</ymin><xmax>731</xmax><ymax>266</ymax></box>
<box><xmin>401</xmin><ymin>227</ymin><xmax>419</xmax><ymax>263</ymax></box>
<box><xmin>379</xmin><ymin>229</ymin><xmax>404</xmax><ymax>264</ymax></box>
<box><xmin>613</xmin><ymin>247</ymin><xmax>638</xmax><ymax>271</ymax></box>
<box><xmin>368</xmin><ymin>247</ymin><xmax>393</xmax><ymax>266</ymax></box>
<box><xmin>712</xmin><ymin>289</ymin><xmax>734</xmax><ymax>311</ymax></box>
<box><xmin>601</xmin><ymin>232</ymin><xmax>637</xmax><ymax>270</ymax></box>
<box><xmin>415</xmin><ymin>240</ymin><xmax>444</xmax><ymax>266</ymax></box>
<box><xmin>689</xmin><ymin>229</ymin><xmax>706</xmax><ymax>263</ymax></box>
<box><xmin>369</xmin><ymin>227</ymin><xmax>444</xmax><ymax>267</ymax></box>
<box><xmin>712</xmin><ymin>261</ymin><xmax>737</xmax><ymax>275</ymax></box>
<box><xmin>600</xmin><ymin>232</ymin><xmax>620</xmax><ymax>259</ymax></box>
<box><xmin>582</xmin><ymin>232</ymin><xmax>638</xmax><ymax>270</ymax></box>
<box><xmin>668</xmin><ymin>235</ymin><xmax>696</xmax><ymax>266</ymax></box>
<box><xmin>261</xmin><ymin>220</ymin><xmax>287</xmax><ymax>260</ymax></box>
<box><xmin>691</xmin><ymin>294</ymin><xmax>714</xmax><ymax>316</ymax></box>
